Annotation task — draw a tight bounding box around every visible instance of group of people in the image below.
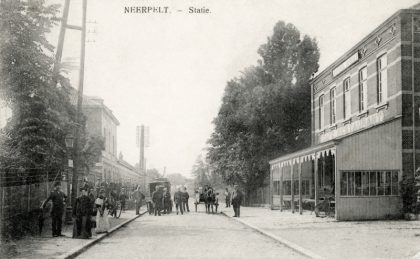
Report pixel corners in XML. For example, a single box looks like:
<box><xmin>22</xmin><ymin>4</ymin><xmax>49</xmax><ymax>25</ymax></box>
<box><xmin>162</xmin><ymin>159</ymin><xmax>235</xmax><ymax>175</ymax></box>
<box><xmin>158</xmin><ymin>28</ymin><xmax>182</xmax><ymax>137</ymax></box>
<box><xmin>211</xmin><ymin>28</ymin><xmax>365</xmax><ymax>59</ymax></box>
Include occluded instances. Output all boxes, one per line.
<box><xmin>151</xmin><ymin>185</ymin><xmax>189</xmax><ymax>216</ymax></box>
<box><xmin>41</xmin><ymin>181</ymin><xmax>145</xmax><ymax>239</ymax></box>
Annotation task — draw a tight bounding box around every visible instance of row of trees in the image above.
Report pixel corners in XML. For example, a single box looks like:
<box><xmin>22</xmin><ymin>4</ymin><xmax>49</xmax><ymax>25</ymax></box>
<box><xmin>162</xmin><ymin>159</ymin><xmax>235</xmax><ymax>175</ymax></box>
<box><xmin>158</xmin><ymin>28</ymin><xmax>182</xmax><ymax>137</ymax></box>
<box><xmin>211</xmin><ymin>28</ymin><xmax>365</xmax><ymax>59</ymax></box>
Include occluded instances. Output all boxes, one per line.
<box><xmin>0</xmin><ymin>1</ymin><xmax>103</xmax><ymax>183</ymax></box>
<box><xmin>207</xmin><ymin>21</ymin><xmax>320</xmax><ymax>198</ymax></box>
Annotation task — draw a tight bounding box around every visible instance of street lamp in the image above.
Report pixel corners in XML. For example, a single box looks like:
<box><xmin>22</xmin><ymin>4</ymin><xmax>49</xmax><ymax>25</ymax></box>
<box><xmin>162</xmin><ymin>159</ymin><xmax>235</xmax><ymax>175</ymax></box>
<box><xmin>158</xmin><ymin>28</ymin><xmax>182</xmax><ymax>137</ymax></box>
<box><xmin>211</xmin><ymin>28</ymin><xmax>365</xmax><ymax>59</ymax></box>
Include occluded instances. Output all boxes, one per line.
<box><xmin>64</xmin><ymin>134</ymin><xmax>74</xmax><ymax>224</ymax></box>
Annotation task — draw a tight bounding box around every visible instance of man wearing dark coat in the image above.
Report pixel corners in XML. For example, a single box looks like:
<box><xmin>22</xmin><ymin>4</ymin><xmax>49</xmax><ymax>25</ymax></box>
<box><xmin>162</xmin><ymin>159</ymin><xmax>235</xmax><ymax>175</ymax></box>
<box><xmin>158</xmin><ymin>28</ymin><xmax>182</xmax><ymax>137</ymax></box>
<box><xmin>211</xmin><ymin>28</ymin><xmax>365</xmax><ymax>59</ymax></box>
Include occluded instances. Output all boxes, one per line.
<box><xmin>174</xmin><ymin>186</ymin><xmax>183</xmax><ymax>215</ymax></box>
<box><xmin>152</xmin><ymin>186</ymin><xmax>163</xmax><ymax>216</ymax></box>
<box><xmin>163</xmin><ymin>188</ymin><xmax>171</xmax><ymax>214</ymax></box>
<box><xmin>231</xmin><ymin>185</ymin><xmax>243</xmax><ymax>217</ymax></box>
<box><xmin>181</xmin><ymin>186</ymin><xmax>190</xmax><ymax>212</ymax></box>
<box><xmin>41</xmin><ymin>182</ymin><xmax>67</xmax><ymax>237</ymax></box>
<box><xmin>73</xmin><ymin>184</ymin><xmax>93</xmax><ymax>239</ymax></box>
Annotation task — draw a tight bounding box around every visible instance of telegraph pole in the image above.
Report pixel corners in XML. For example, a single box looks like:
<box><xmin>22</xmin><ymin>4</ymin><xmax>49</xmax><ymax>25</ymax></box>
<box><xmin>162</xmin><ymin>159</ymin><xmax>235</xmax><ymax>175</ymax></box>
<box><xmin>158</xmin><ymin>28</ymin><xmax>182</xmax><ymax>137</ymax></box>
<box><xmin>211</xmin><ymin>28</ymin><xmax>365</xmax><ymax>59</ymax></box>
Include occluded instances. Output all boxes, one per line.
<box><xmin>71</xmin><ymin>0</ymin><xmax>88</xmax><ymax>204</ymax></box>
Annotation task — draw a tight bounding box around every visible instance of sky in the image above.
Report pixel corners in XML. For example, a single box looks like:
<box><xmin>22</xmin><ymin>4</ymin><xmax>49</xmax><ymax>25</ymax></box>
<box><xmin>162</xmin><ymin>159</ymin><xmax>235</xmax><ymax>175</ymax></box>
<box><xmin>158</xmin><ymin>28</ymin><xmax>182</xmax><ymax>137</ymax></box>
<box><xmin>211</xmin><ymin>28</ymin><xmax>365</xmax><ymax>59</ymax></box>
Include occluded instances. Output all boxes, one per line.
<box><xmin>48</xmin><ymin>0</ymin><xmax>420</xmax><ymax>178</ymax></box>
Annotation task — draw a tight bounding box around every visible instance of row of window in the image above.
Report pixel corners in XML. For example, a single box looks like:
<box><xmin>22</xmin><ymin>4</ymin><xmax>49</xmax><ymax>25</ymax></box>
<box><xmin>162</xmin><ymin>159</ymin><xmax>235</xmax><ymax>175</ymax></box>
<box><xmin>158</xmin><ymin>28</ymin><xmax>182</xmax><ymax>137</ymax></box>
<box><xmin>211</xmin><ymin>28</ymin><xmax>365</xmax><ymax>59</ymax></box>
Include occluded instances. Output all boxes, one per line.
<box><xmin>273</xmin><ymin>171</ymin><xmax>399</xmax><ymax>197</ymax></box>
<box><xmin>273</xmin><ymin>180</ymin><xmax>311</xmax><ymax>196</ymax></box>
<box><xmin>318</xmin><ymin>54</ymin><xmax>387</xmax><ymax>129</ymax></box>
<box><xmin>340</xmin><ymin>171</ymin><xmax>398</xmax><ymax>197</ymax></box>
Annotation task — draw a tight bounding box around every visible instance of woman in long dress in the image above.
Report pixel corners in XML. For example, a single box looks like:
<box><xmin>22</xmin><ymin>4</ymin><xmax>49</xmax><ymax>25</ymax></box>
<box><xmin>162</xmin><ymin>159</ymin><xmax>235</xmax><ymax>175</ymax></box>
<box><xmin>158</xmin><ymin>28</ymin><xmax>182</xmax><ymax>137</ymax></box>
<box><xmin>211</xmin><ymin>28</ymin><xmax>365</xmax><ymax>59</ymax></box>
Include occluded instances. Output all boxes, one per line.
<box><xmin>95</xmin><ymin>190</ymin><xmax>110</xmax><ymax>233</ymax></box>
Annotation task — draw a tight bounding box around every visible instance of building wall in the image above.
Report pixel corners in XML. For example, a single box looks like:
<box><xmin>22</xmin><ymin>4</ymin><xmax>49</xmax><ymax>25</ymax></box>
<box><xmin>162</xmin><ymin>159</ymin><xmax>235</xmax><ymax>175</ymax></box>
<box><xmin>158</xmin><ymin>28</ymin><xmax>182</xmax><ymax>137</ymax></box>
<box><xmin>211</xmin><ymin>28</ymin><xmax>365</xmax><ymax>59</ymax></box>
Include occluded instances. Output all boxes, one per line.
<box><xmin>312</xmin><ymin>14</ymin><xmax>403</xmax><ymax>146</ymax></box>
<box><xmin>335</xmin><ymin>120</ymin><xmax>402</xmax><ymax>220</ymax></box>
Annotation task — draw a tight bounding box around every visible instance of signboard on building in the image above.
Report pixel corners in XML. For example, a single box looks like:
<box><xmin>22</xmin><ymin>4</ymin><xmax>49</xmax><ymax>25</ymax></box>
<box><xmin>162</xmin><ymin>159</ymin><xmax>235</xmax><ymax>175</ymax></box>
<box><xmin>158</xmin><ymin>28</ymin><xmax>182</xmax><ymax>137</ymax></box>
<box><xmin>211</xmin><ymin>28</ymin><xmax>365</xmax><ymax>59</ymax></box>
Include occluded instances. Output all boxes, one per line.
<box><xmin>319</xmin><ymin>111</ymin><xmax>385</xmax><ymax>142</ymax></box>
<box><xmin>332</xmin><ymin>52</ymin><xmax>359</xmax><ymax>77</ymax></box>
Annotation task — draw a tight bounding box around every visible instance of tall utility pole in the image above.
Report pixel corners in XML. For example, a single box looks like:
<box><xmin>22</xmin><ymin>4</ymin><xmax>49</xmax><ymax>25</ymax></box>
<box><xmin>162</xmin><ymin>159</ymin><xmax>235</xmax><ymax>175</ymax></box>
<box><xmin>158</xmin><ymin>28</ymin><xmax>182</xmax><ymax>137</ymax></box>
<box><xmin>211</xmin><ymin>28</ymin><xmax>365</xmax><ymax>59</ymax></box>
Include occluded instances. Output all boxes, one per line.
<box><xmin>53</xmin><ymin>0</ymin><xmax>88</xmax><ymax>205</ymax></box>
<box><xmin>72</xmin><ymin>0</ymin><xmax>88</xmax><ymax>204</ymax></box>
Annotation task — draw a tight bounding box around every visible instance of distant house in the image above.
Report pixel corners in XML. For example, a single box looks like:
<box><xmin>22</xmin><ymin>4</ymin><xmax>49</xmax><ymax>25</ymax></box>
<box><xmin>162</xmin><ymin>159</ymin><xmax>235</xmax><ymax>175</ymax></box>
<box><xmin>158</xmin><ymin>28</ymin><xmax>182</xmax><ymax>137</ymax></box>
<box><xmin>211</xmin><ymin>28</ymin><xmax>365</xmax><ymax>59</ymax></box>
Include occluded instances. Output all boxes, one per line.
<box><xmin>270</xmin><ymin>7</ymin><xmax>420</xmax><ymax>220</ymax></box>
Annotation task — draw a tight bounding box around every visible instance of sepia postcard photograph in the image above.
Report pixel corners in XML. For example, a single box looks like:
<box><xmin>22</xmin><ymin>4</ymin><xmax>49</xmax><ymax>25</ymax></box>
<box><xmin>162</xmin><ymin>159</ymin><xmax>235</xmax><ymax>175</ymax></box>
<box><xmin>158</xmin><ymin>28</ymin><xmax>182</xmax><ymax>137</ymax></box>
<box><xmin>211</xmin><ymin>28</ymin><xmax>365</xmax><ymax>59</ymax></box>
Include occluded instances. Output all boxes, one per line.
<box><xmin>1</xmin><ymin>0</ymin><xmax>420</xmax><ymax>258</ymax></box>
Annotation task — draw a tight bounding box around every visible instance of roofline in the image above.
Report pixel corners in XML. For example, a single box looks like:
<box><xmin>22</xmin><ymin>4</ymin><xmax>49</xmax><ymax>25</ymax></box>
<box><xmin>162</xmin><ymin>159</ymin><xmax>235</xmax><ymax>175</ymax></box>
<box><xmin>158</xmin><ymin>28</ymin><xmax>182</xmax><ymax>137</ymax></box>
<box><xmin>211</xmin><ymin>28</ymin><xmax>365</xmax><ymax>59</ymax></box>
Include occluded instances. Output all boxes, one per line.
<box><xmin>269</xmin><ymin>140</ymin><xmax>338</xmax><ymax>165</ymax></box>
<box><xmin>312</xmin><ymin>9</ymin><xmax>419</xmax><ymax>84</ymax></box>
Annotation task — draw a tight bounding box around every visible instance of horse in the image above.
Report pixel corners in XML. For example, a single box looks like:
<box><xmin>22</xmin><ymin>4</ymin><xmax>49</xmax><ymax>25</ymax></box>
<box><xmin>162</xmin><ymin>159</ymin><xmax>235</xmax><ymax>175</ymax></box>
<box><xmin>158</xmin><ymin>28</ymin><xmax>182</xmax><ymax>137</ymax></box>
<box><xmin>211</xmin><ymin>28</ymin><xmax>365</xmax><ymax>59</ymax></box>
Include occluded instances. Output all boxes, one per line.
<box><xmin>205</xmin><ymin>188</ymin><xmax>216</xmax><ymax>214</ymax></box>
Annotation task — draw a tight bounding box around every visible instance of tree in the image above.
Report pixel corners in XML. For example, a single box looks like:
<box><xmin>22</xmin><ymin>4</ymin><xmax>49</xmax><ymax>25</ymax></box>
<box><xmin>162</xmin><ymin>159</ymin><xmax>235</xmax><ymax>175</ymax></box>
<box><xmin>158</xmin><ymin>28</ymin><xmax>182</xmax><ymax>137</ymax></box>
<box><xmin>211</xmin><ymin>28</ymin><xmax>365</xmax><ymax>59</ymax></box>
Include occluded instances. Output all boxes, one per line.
<box><xmin>207</xmin><ymin>21</ymin><xmax>319</xmax><ymax>199</ymax></box>
<box><xmin>0</xmin><ymin>1</ymin><xmax>73</xmax><ymax>178</ymax></box>
<box><xmin>192</xmin><ymin>155</ymin><xmax>224</xmax><ymax>189</ymax></box>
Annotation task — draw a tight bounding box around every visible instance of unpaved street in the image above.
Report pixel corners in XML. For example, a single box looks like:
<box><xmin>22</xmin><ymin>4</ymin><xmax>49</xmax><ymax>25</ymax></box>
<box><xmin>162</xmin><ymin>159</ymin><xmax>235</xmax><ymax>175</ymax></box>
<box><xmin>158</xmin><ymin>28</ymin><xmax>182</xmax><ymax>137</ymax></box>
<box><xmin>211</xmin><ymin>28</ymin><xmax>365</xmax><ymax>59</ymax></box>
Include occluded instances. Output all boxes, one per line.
<box><xmin>77</xmin><ymin>206</ymin><xmax>306</xmax><ymax>259</ymax></box>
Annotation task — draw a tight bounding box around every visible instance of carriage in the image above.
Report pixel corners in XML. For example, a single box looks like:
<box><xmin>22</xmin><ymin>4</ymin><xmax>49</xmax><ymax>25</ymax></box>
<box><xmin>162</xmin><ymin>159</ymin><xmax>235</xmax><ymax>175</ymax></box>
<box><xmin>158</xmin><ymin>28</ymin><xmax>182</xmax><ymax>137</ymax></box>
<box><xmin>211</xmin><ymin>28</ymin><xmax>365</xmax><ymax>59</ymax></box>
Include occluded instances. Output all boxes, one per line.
<box><xmin>194</xmin><ymin>186</ymin><xmax>219</xmax><ymax>213</ymax></box>
<box><xmin>145</xmin><ymin>178</ymin><xmax>173</xmax><ymax>214</ymax></box>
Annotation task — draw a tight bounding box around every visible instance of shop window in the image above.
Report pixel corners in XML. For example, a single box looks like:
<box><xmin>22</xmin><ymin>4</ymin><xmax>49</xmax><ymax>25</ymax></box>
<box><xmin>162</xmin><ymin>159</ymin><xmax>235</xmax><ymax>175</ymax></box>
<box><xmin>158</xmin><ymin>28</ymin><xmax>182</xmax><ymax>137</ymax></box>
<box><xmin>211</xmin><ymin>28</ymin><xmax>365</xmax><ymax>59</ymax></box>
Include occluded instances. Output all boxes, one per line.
<box><xmin>391</xmin><ymin>171</ymin><xmax>398</xmax><ymax>195</ymax></box>
<box><xmin>343</xmin><ymin>78</ymin><xmax>351</xmax><ymax>119</ymax></box>
<box><xmin>341</xmin><ymin>172</ymin><xmax>348</xmax><ymax>196</ymax></box>
<box><xmin>348</xmin><ymin>172</ymin><xmax>355</xmax><ymax>196</ymax></box>
<box><xmin>330</xmin><ymin>87</ymin><xmax>336</xmax><ymax>124</ymax></box>
<box><xmin>355</xmin><ymin>172</ymin><xmax>362</xmax><ymax>196</ymax></box>
<box><xmin>377</xmin><ymin>54</ymin><xmax>387</xmax><ymax>104</ymax></box>
<box><xmin>294</xmin><ymin>180</ymin><xmax>299</xmax><ymax>195</ymax></box>
<box><xmin>377</xmin><ymin>171</ymin><xmax>385</xmax><ymax>195</ymax></box>
<box><xmin>362</xmin><ymin>172</ymin><xmax>369</xmax><ymax>196</ymax></box>
<box><xmin>273</xmin><ymin>181</ymin><xmax>281</xmax><ymax>195</ymax></box>
<box><xmin>369</xmin><ymin>171</ymin><xmax>377</xmax><ymax>195</ymax></box>
<box><xmin>283</xmin><ymin>180</ymin><xmax>291</xmax><ymax>195</ymax></box>
<box><xmin>341</xmin><ymin>171</ymin><xmax>399</xmax><ymax>197</ymax></box>
<box><xmin>359</xmin><ymin>67</ymin><xmax>367</xmax><ymax>112</ymax></box>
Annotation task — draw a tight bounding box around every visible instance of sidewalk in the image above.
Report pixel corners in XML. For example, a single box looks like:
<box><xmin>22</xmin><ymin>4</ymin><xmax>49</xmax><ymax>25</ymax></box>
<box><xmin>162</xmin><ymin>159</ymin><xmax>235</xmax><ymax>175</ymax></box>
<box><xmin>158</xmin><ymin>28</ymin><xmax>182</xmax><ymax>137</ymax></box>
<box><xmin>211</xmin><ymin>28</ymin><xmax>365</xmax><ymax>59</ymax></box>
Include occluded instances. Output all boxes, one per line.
<box><xmin>221</xmin><ymin>206</ymin><xmax>420</xmax><ymax>259</ymax></box>
<box><xmin>6</xmin><ymin>208</ymin><xmax>146</xmax><ymax>259</ymax></box>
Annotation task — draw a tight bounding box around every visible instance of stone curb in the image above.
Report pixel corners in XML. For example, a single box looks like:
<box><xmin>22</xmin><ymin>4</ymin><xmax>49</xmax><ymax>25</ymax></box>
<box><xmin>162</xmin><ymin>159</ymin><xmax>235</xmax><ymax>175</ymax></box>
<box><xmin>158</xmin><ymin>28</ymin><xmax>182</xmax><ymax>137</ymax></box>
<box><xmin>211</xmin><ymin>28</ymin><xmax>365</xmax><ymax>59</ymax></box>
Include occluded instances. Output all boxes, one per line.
<box><xmin>58</xmin><ymin>210</ymin><xmax>148</xmax><ymax>259</ymax></box>
<box><xmin>221</xmin><ymin>211</ymin><xmax>325</xmax><ymax>259</ymax></box>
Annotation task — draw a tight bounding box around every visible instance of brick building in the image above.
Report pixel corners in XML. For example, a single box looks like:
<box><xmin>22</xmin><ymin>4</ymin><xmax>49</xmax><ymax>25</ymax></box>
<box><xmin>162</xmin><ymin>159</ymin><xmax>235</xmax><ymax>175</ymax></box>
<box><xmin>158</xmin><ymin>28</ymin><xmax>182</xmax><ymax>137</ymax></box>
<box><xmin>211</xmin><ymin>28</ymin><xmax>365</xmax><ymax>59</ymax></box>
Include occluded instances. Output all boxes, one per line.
<box><xmin>269</xmin><ymin>7</ymin><xmax>420</xmax><ymax>220</ymax></box>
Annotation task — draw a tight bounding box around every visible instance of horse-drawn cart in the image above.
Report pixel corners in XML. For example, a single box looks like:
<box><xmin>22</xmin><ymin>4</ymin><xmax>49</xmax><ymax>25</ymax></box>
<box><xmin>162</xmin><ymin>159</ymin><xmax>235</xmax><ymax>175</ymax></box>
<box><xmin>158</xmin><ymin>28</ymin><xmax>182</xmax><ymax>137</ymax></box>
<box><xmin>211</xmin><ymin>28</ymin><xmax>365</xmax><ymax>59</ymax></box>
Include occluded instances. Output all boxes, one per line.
<box><xmin>194</xmin><ymin>186</ymin><xmax>219</xmax><ymax>213</ymax></box>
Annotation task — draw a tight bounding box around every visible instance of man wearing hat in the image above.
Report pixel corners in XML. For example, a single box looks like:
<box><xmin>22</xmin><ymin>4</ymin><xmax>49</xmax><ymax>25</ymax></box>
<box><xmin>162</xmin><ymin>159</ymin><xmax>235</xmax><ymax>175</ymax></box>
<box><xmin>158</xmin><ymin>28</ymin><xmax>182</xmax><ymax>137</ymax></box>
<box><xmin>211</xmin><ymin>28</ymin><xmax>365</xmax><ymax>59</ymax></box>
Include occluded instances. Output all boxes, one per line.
<box><xmin>73</xmin><ymin>184</ymin><xmax>93</xmax><ymax>238</ymax></box>
<box><xmin>41</xmin><ymin>182</ymin><xmax>67</xmax><ymax>237</ymax></box>
<box><xmin>174</xmin><ymin>186</ymin><xmax>184</xmax><ymax>215</ymax></box>
<box><xmin>152</xmin><ymin>185</ymin><xmax>163</xmax><ymax>216</ymax></box>
<box><xmin>231</xmin><ymin>185</ymin><xmax>243</xmax><ymax>217</ymax></box>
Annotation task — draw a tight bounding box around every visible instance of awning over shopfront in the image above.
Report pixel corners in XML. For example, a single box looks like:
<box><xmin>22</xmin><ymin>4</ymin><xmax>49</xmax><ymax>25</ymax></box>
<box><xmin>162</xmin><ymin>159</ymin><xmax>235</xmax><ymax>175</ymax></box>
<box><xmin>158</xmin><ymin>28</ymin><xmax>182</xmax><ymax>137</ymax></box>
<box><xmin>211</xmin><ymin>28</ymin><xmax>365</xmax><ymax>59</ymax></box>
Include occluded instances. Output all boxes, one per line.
<box><xmin>269</xmin><ymin>140</ymin><xmax>339</xmax><ymax>216</ymax></box>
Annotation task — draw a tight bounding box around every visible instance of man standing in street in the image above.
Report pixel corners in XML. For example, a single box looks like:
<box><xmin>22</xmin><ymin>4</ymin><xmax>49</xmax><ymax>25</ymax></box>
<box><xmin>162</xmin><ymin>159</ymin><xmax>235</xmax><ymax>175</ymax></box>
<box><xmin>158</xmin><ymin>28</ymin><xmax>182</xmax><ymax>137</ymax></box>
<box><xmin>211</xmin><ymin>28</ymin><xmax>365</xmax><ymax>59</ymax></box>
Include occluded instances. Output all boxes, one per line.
<box><xmin>181</xmin><ymin>186</ymin><xmax>190</xmax><ymax>213</ymax></box>
<box><xmin>224</xmin><ymin>187</ymin><xmax>231</xmax><ymax>208</ymax></box>
<box><xmin>73</xmin><ymin>184</ymin><xmax>93</xmax><ymax>239</ymax></box>
<box><xmin>231</xmin><ymin>185</ymin><xmax>243</xmax><ymax>217</ymax></box>
<box><xmin>152</xmin><ymin>186</ymin><xmax>163</xmax><ymax>216</ymax></box>
<box><xmin>174</xmin><ymin>186</ymin><xmax>183</xmax><ymax>215</ymax></box>
<box><xmin>133</xmin><ymin>186</ymin><xmax>144</xmax><ymax>215</ymax></box>
<box><xmin>41</xmin><ymin>182</ymin><xmax>67</xmax><ymax>237</ymax></box>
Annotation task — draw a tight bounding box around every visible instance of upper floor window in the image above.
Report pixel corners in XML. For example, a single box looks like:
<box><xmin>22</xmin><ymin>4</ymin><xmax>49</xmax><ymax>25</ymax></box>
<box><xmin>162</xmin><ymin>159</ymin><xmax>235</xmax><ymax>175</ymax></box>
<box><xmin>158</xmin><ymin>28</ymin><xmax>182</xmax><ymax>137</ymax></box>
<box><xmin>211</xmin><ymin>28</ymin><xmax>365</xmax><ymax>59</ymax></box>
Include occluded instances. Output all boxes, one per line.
<box><xmin>343</xmin><ymin>78</ymin><xmax>351</xmax><ymax>119</ymax></box>
<box><xmin>377</xmin><ymin>54</ymin><xmax>388</xmax><ymax>104</ymax></box>
<box><xmin>319</xmin><ymin>95</ymin><xmax>324</xmax><ymax>130</ymax></box>
<box><xmin>359</xmin><ymin>67</ymin><xmax>367</xmax><ymax>112</ymax></box>
<box><xmin>330</xmin><ymin>87</ymin><xmax>336</xmax><ymax>124</ymax></box>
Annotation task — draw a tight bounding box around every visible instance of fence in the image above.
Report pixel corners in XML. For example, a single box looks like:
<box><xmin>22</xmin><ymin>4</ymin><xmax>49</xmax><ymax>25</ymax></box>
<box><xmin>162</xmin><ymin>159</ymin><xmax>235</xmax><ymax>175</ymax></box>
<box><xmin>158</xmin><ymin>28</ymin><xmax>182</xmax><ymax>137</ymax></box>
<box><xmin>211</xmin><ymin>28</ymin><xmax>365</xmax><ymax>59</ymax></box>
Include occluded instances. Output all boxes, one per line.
<box><xmin>0</xmin><ymin>169</ymin><xmax>63</xmax><ymax>221</ymax></box>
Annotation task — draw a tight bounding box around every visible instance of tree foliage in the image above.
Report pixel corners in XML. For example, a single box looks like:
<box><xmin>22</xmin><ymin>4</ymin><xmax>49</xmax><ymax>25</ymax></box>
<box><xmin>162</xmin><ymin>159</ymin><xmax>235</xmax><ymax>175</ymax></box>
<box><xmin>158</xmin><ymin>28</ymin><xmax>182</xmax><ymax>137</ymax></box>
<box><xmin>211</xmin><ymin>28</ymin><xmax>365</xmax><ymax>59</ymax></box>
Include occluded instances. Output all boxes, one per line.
<box><xmin>207</xmin><ymin>21</ymin><xmax>320</xmax><ymax>195</ymax></box>
<box><xmin>191</xmin><ymin>155</ymin><xmax>224</xmax><ymax>189</ymax></box>
<box><xmin>0</xmin><ymin>1</ymin><xmax>103</xmax><ymax>182</ymax></box>
<box><xmin>0</xmin><ymin>0</ymin><xmax>71</xmax><ymax>171</ymax></box>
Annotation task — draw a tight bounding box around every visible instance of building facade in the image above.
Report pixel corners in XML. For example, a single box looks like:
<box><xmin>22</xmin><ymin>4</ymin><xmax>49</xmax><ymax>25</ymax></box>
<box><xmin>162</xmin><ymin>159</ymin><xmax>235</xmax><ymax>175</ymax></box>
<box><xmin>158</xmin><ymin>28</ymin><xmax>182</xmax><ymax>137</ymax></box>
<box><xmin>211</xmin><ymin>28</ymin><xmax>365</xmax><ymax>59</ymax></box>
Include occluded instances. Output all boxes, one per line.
<box><xmin>269</xmin><ymin>8</ymin><xmax>420</xmax><ymax>220</ymax></box>
<box><xmin>70</xmin><ymin>90</ymin><xmax>140</xmax><ymax>185</ymax></box>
